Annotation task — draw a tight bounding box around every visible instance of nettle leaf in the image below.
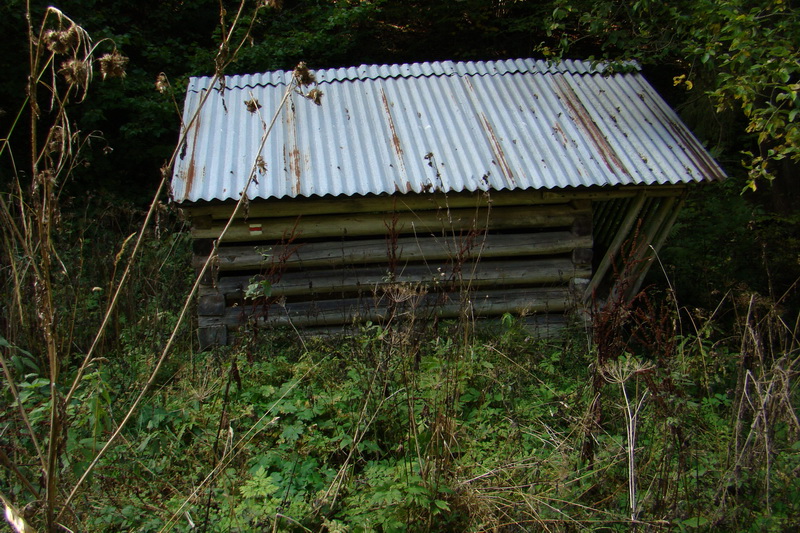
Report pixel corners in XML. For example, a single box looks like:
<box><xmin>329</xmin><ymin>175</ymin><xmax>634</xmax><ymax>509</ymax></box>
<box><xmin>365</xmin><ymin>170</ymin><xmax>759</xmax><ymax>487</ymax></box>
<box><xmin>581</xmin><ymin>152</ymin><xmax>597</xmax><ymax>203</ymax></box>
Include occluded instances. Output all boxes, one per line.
<box><xmin>281</xmin><ymin>422</ymin><xmax>304</xmax><ymax>443</ymax></box>
<box><xmin>245</xmin><ymin>279</ymin><xmax>272</xmax><ymax>299</ymax></box>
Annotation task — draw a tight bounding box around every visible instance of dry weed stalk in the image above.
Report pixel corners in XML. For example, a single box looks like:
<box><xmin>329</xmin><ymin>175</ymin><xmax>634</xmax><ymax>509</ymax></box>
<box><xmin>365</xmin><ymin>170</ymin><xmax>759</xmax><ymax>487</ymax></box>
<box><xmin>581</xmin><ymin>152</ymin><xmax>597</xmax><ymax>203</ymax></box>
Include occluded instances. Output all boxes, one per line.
<box><xmin>1</xmin><ymin>6</ymin><xmax>129</xmax><ymax>531</ymax></box>
<box><xmin>719</xmin><ymin>294</ymin><xmax>800</xmax><ymax>520</ymax></box>
<box><xmin>1</xmin><ymin>2</ymin><xmax>321</xmax><ymax>531</ymax></box>
<box><xmin>602</xmin><ymin>356</ymin><xmax>653</xmax><ymax>525</ymax></box>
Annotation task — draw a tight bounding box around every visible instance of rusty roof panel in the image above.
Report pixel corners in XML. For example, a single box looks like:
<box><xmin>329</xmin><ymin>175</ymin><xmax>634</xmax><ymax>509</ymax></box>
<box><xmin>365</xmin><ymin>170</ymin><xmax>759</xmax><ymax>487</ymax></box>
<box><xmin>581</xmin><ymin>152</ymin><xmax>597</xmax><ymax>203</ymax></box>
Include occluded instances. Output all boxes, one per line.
<box><xmin>171</xmin><ymin>59</ymin><xmax>725</xmax><ymax>204</ymax></box>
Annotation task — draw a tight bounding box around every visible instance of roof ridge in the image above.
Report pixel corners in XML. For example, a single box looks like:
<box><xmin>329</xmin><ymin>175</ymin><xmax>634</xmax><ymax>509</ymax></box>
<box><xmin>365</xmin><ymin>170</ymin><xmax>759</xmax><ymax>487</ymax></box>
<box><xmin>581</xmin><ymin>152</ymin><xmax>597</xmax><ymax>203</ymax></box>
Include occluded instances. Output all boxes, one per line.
<box><xmin>186</xmin><ymin>58</ymin><xmax>640</xmax><ymax>92</ymax></box>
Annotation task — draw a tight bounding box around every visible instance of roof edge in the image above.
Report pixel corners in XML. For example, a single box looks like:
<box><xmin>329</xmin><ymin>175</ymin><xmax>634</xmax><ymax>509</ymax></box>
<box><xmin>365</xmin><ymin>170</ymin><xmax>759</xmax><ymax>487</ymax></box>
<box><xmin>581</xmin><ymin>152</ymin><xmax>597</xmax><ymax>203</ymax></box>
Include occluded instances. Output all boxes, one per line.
<box><xmin>187</xmin><ymin>58</ymin><xmax>641</xmax><ymax>92</ymax></box>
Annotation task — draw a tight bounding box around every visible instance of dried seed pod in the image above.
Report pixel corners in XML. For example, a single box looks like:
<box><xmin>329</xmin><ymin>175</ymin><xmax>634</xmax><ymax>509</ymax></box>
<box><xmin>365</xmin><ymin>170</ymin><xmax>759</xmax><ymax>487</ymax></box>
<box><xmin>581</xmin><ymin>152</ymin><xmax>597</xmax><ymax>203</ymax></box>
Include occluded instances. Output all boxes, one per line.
<box><xmin>43</xmin><ymin>25</ymin><xmax>79</xmax><ymax>54</ymax></box>
<box><xmin>43</xmin><ymin>29</ymin><xmax>68</xmax><ymax>54</ymax></box>
<box><xmin>98</xmin><ymin>50</ymin><xmax>128</xmax><ymax>80</ymax></box>
<box><xmin>59</xmin><ymin>59</ymin><xmax>88</xmax><ymax>86</ymax></box>
<box><xmin>306</xmin><ymin>88</ymin><xmax>323</xmax><ymax>106</ymax></box>
<box><xmin>155</xmin><ymin>73</ymin><xmax>169</xmax><ymax>93</ymax></box>
<box><xmin>48</xmin><ymin>126</ymin><xmax>65</xmax><ymax>155</ymax></box>
<box><xmin>256</xmin><ymin>155</ymin><xmax>267</xmax><ymax>174</ymax></box>
<box><xmin>64</xmin><ymin>25</ymin><xmax>80</xmax><ymax>48</ymax></box>
<box><xmin>244</xmin><ymin>98</ymin><xmax>261</xmax><ymax>113</ymax></box>
<box><xmin>293</xmin><ymin>62</ymin><xmax>315</xmax><ymax>86</ymax></box>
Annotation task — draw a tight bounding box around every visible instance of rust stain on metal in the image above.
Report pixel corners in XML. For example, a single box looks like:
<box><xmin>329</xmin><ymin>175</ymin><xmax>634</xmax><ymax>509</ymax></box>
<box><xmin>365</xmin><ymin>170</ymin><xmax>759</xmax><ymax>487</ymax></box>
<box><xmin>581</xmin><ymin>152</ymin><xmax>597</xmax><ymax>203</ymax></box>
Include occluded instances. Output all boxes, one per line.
<box><xmin>552</xmin><ymin>123</ymin><xmax>569</xmax><ymax>148</ymax></box>
<box><xmin>464</xmin><ymin>76</ymin><xmax>475</xmax><ymax>93</ymax></box>
<box><xmin>663</xmin><ymin>116</ymin><xmax>725</xmax><ymax>181</ymax></box>
<box><xmin>478</xmin><ymin>113</ymin><xmax>516</xmax><ymax>186</ymax></box>
<box><xmin>380</xmin><ymin>88</ymin><xmax>407</xmax><ymax>178</ymax></box>
<box><xmin>285</xmin><ymin>97</ymin><xmax>303</xmax><ymax>194</ymax></box>
<box><xmin>291</xmin><ymin>148</ymin><xmax>302</xmax><ymax>190</ymax></box>
<box><xmin>183</xmin><ymin>114</ymin><xmax>202</xmax><ymax>200</ymax></box>
<box><xmin>555</xmin><ymin>76</ymin><xmax>630</xmax><ymax>177</ymax></box>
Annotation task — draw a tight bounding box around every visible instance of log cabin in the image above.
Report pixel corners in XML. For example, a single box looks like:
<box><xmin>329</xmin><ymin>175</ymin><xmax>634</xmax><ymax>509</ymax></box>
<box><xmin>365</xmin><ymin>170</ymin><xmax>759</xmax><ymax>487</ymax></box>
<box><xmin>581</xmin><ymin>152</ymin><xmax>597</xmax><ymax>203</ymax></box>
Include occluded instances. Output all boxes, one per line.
<box><xmin>169</xmin><ymin>59</ymin><xmax>725</xmax><ymax>347</ymax></box>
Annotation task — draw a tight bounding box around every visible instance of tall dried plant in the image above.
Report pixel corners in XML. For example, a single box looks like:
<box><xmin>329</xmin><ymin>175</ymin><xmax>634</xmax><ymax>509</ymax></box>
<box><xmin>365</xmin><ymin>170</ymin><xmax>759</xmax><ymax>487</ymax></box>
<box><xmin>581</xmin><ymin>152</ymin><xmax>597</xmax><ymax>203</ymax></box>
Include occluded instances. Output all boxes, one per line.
<box><xmin>0</xmin><ymin>1</ymin><xmax>308</xmax><ymax>531</ymax></box>
<box><xmin>0</xmin><ymin>6</ymin><xmax>127</xmax><ymax>530</ymax></box>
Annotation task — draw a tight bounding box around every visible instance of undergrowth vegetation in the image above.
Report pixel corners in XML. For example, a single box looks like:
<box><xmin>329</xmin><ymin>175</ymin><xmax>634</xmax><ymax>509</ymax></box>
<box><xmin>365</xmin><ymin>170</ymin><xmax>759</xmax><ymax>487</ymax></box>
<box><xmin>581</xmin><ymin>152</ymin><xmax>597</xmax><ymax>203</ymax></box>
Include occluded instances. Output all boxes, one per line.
<box><xmin>6</xmin><ymin>282</ymin><xmax>799</xmax><ymax>531</ymax></box>
<box><xmin>6</xmin><ymin>216</ymin><xmax>800</xmax><ymax>531</ymax></box>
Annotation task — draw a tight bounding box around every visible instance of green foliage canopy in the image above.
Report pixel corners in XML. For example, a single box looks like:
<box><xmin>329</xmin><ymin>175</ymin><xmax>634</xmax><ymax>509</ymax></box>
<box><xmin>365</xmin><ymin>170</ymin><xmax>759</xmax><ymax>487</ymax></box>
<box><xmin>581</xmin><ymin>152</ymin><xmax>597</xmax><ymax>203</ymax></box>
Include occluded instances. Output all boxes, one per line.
<box><xmin>547</xmin><ymin>0</ymin><xmax>800</xmax><ymax>187</ymax></box>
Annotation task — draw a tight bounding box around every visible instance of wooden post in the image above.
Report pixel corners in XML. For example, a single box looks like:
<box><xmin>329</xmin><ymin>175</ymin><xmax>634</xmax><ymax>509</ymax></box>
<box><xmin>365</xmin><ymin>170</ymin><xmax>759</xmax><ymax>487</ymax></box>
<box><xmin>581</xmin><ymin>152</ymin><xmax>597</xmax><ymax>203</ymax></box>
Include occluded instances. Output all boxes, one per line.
<box><xmin>584</xmin><ymin>192</ymin><xmax>647</xmax><ymax>302</ymax></box>
<box><xmin>627</xmin><ymin>195</ymin><xmax>685</xmax><ymax>298</ymax></box>
<box><xmin>194</xmin><ymin>238</ymin><xmax>227</xmax><ymax>349</ymax></box>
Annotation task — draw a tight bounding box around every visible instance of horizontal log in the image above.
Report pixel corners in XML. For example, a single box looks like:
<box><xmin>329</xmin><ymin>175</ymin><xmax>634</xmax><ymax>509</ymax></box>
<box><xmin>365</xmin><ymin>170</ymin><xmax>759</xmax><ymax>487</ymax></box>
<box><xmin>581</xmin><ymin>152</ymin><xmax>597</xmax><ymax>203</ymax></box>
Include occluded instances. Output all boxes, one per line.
<box><xmin>181</xmin><ymin>185</ymin><xmax>687</xmax><ymax>220</ymax></box>
<box><xmin>216</xmin><ymin>258</ymin><xmax>591</xmax><ymax>299</ymax></box>
<box><xmin>198</xmin><ymin>326</ymin><xmax>227</xmax><ymax>351</ymax></box>
<box><xmin>191</xmin><ymin>204</ymin><xmax>591</xmax><ymax>242</ymax></box>
<box><xmin>572</xmin><ymin>247</ymin><xmax>593</xmax><ymax>266</ymax></box>
<box><xmin>199</xmin><ymin>287</ymin><xmax>573</xmax><ymax>328</ymax></box>
<box><xmin>225</xmin><ymin>313</ymin><xmax>572</xmax><ymax>341</ymax></box>
<box><xmin>199</xmin><ymin>231</ymin><xmax>594</xmax><ymax>271</ymax></box>
<box><xmin>198</xmin><ymin>293</ymin><xmax>225</xmax><ymax>316</ymax></box>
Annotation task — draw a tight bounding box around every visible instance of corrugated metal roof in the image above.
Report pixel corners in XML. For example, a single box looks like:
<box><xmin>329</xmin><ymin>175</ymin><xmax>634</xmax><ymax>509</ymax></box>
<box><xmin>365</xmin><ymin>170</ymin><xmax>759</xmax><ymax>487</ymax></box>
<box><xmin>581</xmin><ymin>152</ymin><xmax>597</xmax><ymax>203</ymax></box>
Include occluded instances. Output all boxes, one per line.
<box><xmin>171</xmin><ymin>59</ymin><xmax>725</xmax><ymax>204</ymax></box>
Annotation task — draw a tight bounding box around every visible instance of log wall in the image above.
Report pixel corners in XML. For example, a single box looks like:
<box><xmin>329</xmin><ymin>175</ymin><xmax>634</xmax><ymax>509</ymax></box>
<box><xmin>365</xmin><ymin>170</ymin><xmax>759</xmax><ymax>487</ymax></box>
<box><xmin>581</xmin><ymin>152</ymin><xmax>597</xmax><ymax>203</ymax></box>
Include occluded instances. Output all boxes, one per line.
<box><xmin>187</xmin><ymin>190</ymin><xmax>596</xmax><ymax>346</ymax></box>
<box><xmin>186</xmin><ymin>186</ymin><xmax>684</xmax><ymax>347</ymax></box>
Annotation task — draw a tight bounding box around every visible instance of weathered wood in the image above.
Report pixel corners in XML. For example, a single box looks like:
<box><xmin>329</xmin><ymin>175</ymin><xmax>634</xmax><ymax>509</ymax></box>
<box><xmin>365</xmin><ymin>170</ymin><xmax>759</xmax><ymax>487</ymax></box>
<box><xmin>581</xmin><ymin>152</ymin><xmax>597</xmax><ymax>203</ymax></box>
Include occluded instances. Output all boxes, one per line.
<box><xmin>183</xmin><ymin>185</ymin><xmax>687</xmax><ymax>220</ymax></box>
<box><xmin>216</xmin><ymin>258</ymin><xmax>591</xmax><ymax>299</ymax></box>
<box><xmin>572</xmin><ymin>247</ymin><xmax>593</xmax><ymax>266</ymax></box>
<box><xmin>192</xmin><ymin>215</ymin><xmax>213</xmax><ymax>230</ymax></box>
<box><xmin>626</xmin><ymin>195</ymin><xmax>683</xmax><ymax>298</ymax></box>
<box><xmin>199</xmin><ymin>287</ymin><xmax>572</xmax><ymax>328</ymax></box>
<box><xmin>570</xmin><ymin>277</ymin><xmax>591</xmax><ymax>300</ymax></box>
<box><xmin>199</xmin><ymin>232</ymin><xmax>594</xmax><ymax>271</ymax></box>
<box><xmin>585</xmin><ymin>192</ymin><xmax>647</xmax><ymax>301</ymax></box>
<box><xmin>592</xmin><ymin>197</ymin><xmax>622</xmax><ymax>246</ymax></box>
<box><xmin>225</xmin><ymin>313</ymin><xmax>572</xmax><ymax>342</ymax></box>
<box><xmin>198</xmin><ymin>326</ymin><xmax>227</xmax><ymax>351</ymax></box>
<box><xmin>198</xmin><ymin>294</ymin><xmax>226</xmax><ymax>316</ymax></box>
<box><xmin>192</xmin><ymin>238</ymin><xmax>214</xmax><ymax>256</ymax></box>
<box><xmin>192</xmin><ymin>239</ymin><xmax>217</xmax><ymax>285</ymax></box>
<box><xmin>519</xmin><ymin>314</ymin><xmax>570</xmax><ymax>337</ymax></box>
<box><xmin>572</xmin><ymin>214</ymin><xmax>593</xmax><ymax>236</ymax></box>
<box><xmin>191</xmin><ymin>204</ymin><xmax>591</xmax><ymax>242</ymax></box>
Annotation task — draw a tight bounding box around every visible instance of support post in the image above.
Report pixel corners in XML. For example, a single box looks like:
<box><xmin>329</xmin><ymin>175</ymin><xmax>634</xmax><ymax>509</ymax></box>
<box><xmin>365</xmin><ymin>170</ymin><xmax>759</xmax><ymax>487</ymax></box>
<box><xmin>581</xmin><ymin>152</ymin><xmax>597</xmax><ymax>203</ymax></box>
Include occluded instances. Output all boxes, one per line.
<box><xmin>193</xmin><ymin>238</ymin><xmax>227</xmax><ymax>349</ymax></box>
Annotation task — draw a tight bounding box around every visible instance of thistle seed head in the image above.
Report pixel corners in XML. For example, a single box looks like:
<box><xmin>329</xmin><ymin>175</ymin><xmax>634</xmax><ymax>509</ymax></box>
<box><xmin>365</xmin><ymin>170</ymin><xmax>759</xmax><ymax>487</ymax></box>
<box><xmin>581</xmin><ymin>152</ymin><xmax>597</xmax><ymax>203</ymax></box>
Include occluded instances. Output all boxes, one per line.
<box><xmin>44</xmin><ymin>25</ymin><xmax>79</xmax><ymax>55</ymax></box>
<box><xmin>245</xmin><ymin>98</ymin><xmax>261</xmax><ymax>113</ymax></box>
<box><xmin>59</xmin><ymin>59</ymin><xmax>88</xmax><ymax>87</ymax></box>
<box><xmin>306</xmin><ymin>88</ymin><xmax>323</xmax><ymax>106</ymax></box>
<box><xmin>293</xmin><ymin>62</ymin><xmax>316</xmax><ymax>86</ymax></box>
<box><xmin>98</xmin><ymin>50</ymin><xmax>128</xmax><ymax>80</ymax></box>
<box><xmin>155</xmin><ymin>73</ymin><xmax>169</xmax><ymax>93</ymax></box>
<box><xmin>48</xmin><ymin>125</ymin><xmax>65</xmax><ymax>155</ymax></box>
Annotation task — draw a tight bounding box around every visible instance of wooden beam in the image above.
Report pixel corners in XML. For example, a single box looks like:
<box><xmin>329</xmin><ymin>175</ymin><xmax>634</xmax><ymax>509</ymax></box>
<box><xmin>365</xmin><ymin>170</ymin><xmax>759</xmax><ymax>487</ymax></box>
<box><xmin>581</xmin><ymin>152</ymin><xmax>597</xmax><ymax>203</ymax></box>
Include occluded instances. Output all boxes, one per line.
<box><xmin>198</xmin><ymin>326</ymin><xmax>227</xmax><ymax>351</ymax></box>
<box><xmin>192</xmin><ymin>239</ymin><xmax>217</xmax><ymax>285</ymax></box>
<box><xmin>191</xmin><ymin>204</ymin><xmax>591</xmax><ymax>242</ymax></box>
<box><xmin>199</xmin><ymin>286</ymin><xmax>573</xmax><ymax>328</ymax></box>
<box><xmin>224</xmin><ymin>313</ymin><xmax>572</xmax><ymax>342</ymax></box>
<box><xmin>198</xmin><ymin>293</ymin><xmax>225</xmax><ymax>316</ymax></box>
<box><xmin>216</xmin><ymin>258</ymin><xmax>591</xmax><ymax>299</ymax></box>
<box><xmin>627</xmin><ymin>195</ymin><xmax>684</xmax><ymax>298</ymax></box>
<box><xmin>200</xmin><ymin>231</ymin><xmax>593</xmax><ymax>271</ymax></box>
<box><xmin>180</xmin><ymin>185</ymin><xmax>688</xmax><ymax>220</ymax></box>
<box><xmin>584</xmin><ymin>192</ymin><xmax>647</xmax><ymax>301</ymax></box>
